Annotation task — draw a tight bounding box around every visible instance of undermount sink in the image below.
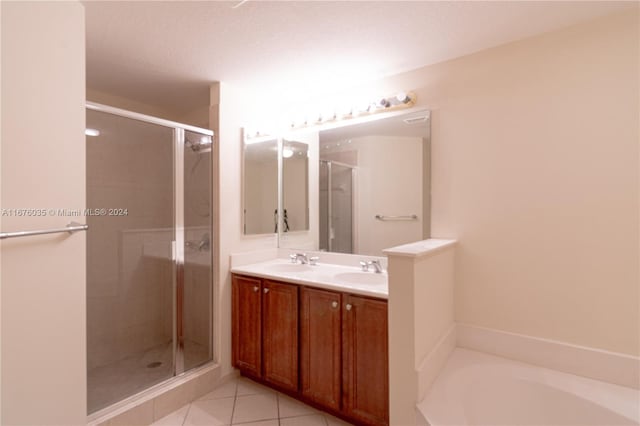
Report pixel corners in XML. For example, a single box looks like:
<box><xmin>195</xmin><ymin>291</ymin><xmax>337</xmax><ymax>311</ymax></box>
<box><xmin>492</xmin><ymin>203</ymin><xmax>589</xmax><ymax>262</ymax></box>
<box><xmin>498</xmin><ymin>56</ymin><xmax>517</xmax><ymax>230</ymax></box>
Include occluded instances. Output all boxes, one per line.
<box><xmin>263</xmin><ymin>263</ymin><xmax>313</xmax><ymax>273</ymax></box>
<box><xmin>333</xmin><ymin>272</ymin><xmax>387</xmax><ymax>286</ymax></box>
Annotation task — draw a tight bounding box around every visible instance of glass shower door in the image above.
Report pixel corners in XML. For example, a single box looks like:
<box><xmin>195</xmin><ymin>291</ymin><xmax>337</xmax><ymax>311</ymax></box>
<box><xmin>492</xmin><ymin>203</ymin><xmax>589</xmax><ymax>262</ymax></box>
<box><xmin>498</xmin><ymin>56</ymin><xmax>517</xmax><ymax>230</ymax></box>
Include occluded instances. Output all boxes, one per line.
<box><xmin>86</xmin><ymin>109</ymin><xmax>176</xmax><ymax>413</ymax></box>
<box><xmin>181</xmin><ymin>130</ymin><xmax>213</xmax><ymax>372</ymax></box>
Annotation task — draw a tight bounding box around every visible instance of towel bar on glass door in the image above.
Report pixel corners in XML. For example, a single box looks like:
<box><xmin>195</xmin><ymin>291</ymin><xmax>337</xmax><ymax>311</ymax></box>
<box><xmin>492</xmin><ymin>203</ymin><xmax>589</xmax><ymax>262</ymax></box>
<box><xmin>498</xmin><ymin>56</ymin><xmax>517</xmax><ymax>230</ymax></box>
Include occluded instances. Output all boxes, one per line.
<box><xmin>374</xmin><ymin>214</ymin><xmax>418</xmax><ymax>221</ymax></box>
<box><xmin>0</xmin><ymin>222</ymin><xmax>88</xmax><ymax>240</ymax></box>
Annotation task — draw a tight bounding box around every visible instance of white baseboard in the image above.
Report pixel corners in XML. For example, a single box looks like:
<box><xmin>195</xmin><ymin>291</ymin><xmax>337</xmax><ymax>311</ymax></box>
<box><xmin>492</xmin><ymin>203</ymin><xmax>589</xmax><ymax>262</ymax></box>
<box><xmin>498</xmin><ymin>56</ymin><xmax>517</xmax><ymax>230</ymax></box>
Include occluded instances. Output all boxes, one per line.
<box><xmin>456</xmin><ymin>323</ymin><xmax>639</xmax><ymax>389</ymax></box>
<box><xmin>416</xmin><ymin>323</ymin><xmax>457</xmax><ymax>401</ymax></box>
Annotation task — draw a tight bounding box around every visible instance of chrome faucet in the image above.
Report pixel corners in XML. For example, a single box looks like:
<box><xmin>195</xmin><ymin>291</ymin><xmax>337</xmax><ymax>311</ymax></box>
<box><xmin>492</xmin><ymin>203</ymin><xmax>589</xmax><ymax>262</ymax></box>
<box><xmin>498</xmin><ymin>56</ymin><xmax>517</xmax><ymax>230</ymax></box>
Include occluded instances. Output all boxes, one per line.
<box><xmin>360</xmin><ymin>259</ymin><xmax>383</xmax><ymax>273</ymax></box>
<box><xmin>368</xmin><ymin>260</ymin><xmax>383</xmax><ymax>273</ymax></box>
<box><xmin>294</xmin><ymin>253</ymin><xmax>309</xmax><ymax>264</ymax></box>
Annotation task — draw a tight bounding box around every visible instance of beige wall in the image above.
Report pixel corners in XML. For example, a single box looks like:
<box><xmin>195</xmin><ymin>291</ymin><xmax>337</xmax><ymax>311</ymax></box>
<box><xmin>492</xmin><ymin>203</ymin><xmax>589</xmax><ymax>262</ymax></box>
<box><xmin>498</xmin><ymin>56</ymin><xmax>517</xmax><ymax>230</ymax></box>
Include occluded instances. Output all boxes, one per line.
<box><xmin>1</xmin><ymin>1</ymin><xmax>87</xmax><ymax>424</ymax></box>
<box><xmin>213</xmin><ymin>83</ymin><xmax>279</xmax><ymax>376</ymax></box>
<box><xmin>238</xmin><ymin>10</ymin><xmax>638</xmax><ymax>358</ymax></box>
<box><xmin>387</xmin><ymin>11</ymin><xmax>638</xmax><ymax>356</ymax></box>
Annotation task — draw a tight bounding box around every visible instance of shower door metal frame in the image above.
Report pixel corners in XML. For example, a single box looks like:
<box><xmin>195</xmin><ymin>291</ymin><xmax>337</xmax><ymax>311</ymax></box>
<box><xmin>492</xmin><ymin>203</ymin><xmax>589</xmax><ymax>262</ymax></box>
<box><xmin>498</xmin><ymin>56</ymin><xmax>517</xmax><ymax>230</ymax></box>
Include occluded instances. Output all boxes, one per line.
<box><xmin>86</xmin><ymin>101</ymin><xmax>214</xmax><ymax>382</ymax></box>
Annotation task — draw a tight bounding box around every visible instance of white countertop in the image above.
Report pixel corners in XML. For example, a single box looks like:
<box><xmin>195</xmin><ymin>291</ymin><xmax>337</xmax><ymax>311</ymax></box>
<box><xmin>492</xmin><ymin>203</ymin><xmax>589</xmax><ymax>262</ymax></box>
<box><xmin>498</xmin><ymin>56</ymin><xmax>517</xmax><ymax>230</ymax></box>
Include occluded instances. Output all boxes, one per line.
<box><xmin>230</xmin><ymin>258</ymin><xmax>388</xmax><ymax>299</ymax></box>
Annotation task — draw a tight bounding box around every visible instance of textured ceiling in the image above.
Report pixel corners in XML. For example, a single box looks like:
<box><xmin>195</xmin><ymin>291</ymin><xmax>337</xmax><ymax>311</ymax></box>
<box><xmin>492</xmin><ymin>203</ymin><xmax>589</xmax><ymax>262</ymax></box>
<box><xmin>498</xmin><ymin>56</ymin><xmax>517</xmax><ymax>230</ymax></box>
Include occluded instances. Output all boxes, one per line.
<box><xmin>84</xmin><ymin>1</ymin><xmax>632</xmax><ymax>113</ymax></box>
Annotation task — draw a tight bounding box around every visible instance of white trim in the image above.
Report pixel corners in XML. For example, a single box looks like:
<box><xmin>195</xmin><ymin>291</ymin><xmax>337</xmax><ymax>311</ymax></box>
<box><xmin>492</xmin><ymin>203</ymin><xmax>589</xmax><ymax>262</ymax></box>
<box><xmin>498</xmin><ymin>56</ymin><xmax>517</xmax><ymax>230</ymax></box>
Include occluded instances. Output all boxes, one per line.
<box><xmin>457</xmin><ymin>323</ymin><xmax>640</xmax><ymax>389</ymax></box>
<box><xmin>416</xmin><ymin>323</ymin><xmax>457</xmax><ymax>401</ymax></box>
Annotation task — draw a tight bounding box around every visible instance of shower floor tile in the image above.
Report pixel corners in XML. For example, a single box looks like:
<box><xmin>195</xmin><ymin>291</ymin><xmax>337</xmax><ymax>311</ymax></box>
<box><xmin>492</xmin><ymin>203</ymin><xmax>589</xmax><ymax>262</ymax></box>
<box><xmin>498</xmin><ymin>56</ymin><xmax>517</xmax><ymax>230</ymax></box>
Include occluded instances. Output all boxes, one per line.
<box><xmin>88</xmin><ymin>340</ymin><xmax>209</xmax><ymax>414</ymax></box>
<box><xmin>152</xmin><ymin>376</ymin><xmax>355</xmax><ymax>426</ymax></box>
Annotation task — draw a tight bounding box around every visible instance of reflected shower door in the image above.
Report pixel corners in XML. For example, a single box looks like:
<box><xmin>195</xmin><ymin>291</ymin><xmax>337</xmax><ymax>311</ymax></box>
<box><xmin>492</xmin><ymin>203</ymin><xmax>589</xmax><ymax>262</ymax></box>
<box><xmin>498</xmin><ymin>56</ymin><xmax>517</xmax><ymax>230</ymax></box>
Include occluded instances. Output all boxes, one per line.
<box><xmin>319</xmin><ymin>161</ymin><xmax>329</xmax><ymax>251</ymax></box>
<box><xmin>330</xmin><ymin>163</ymin><xmax>354</xmax><ymax>253</ymax></box>
<box><xmin>319</xmin><ymin>161</ymin><xmax>354</xmax><ymax>253</ymax></box>
<box><xmin>181</xmin><ymin>130</ymin><xmax>213</xmax><ymax>371</ymax></box>
<box><xmin>86</xmin><ymin>109</ymin><xmax>175</xmax><ymax>413</ymax></box>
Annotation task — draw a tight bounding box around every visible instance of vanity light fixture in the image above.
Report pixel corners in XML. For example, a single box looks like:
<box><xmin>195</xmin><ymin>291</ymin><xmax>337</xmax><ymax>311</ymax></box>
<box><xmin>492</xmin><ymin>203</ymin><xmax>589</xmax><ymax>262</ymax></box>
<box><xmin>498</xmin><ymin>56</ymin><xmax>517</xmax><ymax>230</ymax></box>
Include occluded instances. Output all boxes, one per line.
<box><xmin>246</xmin><ymin>90</ymin><xmax>417</xmax><ymax>137</ymax></box>
<box><xmin>288</xmin><ymin>91</ymin><xmax>416</xmax><ymax>130</ymax></box>
<box><xmin>85</xmin><ymin>128</ymin><xmax>100</xmax><ymax>136</ymax></box>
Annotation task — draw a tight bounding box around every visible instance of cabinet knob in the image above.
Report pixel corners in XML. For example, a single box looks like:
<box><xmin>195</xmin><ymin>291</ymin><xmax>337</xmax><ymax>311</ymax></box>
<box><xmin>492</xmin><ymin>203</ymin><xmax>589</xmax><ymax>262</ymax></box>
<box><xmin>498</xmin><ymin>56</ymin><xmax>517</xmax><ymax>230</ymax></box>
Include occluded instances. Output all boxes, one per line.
<box><xmin>345</xmin><ymin>303</ymin><xmax>352</xmax><ymax>311</ymax></box>
<box><xmin>253</xmin><ymin>286</ymin><xmax>259</xmax><ymax>292</ymax></box>
<box><xmin>331</xmin><ymin>301</ymin><xmax>338</xmax><ymax>308</ymax></box>
<box><xmin>263</xmin><ymin>288</ymin><xmax>270</xmax><ymax>294</ymax></box>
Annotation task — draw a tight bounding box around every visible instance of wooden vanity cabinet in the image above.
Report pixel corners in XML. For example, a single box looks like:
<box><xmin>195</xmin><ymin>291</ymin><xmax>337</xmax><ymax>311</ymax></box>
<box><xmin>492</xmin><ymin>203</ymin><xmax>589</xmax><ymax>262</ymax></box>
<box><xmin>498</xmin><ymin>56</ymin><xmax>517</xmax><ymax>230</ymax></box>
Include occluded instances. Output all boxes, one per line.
<box><xmin>233</xmin><ymin>274</ymin><xmax>389</xmax><ymax>425</ymax></box>
<box><xmin>232</xmin><ymin>276</ymin><xmax>299</xmax><ymax>391</ymax></box>
<box><xmin>300</xmin><ymin>288</ymin><xmax>389</xmax><ymax>425</ymax></box>
<box><xmin>232</xmin><ymin>275</ymin><xmax>262</xmax><ymax>377</ymax></box>
<box><xmin>300</xmin><ymin>287</ymin><xmax>342</xmax><ymax>411</ymax></box>
<box><xmin>262</xmin><ymin>280</ymin><xmax>299</xmax><ymax>391</ymax></box>
<box><xmin>342</xmin><ymin>295</ymin><xmax>389</xmax><ymax>425</ymax></box>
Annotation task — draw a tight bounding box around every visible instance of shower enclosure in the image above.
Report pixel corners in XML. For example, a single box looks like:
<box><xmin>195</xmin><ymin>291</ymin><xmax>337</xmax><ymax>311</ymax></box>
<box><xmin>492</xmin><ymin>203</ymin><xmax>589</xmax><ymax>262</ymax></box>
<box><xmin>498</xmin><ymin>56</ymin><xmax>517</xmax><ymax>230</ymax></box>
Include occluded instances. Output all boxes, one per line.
<box><xmin>86</xmin><ymin>103</ymin><xmax>214</xmax><ymax>414</ymax></box>
<box><xmin>319</xmin><ymin>160</ymin><xmax>355</xmax><ymax>253</ymax></box>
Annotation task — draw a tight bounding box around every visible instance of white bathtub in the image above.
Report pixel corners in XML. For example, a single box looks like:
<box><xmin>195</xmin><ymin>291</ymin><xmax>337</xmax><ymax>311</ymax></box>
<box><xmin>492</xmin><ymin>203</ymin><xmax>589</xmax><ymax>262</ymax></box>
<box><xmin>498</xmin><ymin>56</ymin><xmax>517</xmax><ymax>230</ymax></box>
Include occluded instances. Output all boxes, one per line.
<box><xmin>418</xmin><ymin>348</ymin><xmax>639</xmax><ymax>426</ymax></box>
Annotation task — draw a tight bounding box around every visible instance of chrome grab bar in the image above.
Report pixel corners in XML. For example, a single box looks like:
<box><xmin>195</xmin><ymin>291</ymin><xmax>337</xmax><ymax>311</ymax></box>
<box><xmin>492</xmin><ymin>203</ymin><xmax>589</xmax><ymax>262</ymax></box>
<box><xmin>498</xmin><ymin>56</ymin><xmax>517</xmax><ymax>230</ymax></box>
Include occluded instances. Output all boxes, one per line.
<box><xmin>0</xmin><ymin>221</ymin><xmax>88</xmax><ymax>240</ymax></box>
<box><xmin>374</xmin><ymin>214</ymin><xmax>418</xmax><ymax>221</ymax></box>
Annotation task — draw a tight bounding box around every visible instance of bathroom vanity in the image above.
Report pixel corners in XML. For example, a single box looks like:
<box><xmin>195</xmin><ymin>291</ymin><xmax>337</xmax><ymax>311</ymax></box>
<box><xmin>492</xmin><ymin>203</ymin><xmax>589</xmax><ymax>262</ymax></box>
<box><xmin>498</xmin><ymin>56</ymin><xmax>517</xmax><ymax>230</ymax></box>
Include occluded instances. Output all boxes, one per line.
<box><xmin>231</xmin><ymin>259</ymin><xmax>389</xmax><ymax>426</ymax></box>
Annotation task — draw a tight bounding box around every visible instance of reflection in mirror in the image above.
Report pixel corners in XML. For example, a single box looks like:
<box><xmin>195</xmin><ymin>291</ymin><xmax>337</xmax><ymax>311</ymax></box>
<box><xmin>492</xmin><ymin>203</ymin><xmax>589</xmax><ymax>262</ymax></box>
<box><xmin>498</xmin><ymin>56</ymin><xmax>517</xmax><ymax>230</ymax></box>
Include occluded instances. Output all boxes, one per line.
<box><xmin>282</xmin><ymin>140</ymin><xmax>309</xmax><ymax>232</ymax></box>
<box><xmin>243</xmin><ymin>136</ymin><xmax>278</xmax><ymax>235</ymax></box>
<box><xmin>320</xmin><ymin>161</ymin><xmax>354</xmax><ymax>253</ymax></box>
<box><xmin>279</xmin><ymin>109</ymin><xmax>430</xmax><ymax>256</ymax></box>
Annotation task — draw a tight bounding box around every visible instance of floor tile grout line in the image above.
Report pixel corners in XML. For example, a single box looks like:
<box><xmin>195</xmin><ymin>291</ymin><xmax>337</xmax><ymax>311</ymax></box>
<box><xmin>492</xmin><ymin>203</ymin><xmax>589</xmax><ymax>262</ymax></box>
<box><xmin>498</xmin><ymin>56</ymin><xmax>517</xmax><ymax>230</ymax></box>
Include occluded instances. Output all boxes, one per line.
<box><xmin>180</xmin><ymin>402</ymin><xmax>192</xmax><ymax>426</ymax></box>
<box><xmin>230</xmin><ymin>379</ymin><xmax>239</xmax><ymax>425</ymax></box>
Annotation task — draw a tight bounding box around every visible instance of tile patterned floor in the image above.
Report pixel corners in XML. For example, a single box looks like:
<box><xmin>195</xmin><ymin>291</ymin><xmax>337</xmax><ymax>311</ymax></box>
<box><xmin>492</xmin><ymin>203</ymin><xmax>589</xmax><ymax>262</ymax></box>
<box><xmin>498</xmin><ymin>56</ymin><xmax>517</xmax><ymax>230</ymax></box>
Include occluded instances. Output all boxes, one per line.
<box><xmin>151</xmin><ymin>376</ymin><xmax>354</xmax><ymax>426</ymax></box>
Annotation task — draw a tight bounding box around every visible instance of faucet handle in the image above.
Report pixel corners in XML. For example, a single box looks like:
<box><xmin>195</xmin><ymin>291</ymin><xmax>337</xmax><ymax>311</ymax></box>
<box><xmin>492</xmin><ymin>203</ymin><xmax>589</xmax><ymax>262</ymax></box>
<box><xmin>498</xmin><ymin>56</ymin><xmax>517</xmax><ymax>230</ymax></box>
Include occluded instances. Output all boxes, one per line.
<box><xmin>309</xmin><ymin>256</ymin><xmax>319</xmax><ymax>266</ymax></box>
<box><xmin>289</xmin><ymin>254</ymin><xmax>298</xmax><ymax>263</ymax></box>
<box><xmin>359</xmin><ymin>261</ymin><xmax>369</xmax><ymax>272</ymax></box>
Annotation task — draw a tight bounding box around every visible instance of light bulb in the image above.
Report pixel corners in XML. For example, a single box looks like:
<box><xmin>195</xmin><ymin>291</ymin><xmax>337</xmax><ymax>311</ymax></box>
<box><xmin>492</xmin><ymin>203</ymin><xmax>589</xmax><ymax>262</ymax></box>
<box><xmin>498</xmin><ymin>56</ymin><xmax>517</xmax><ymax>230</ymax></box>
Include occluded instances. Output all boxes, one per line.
<box><xmin>282</xmin><ymin>148</ymin><xmax>294</xmax><ymax>158</ymax></box>
<box><xmin>396</xmin><ymin>92</ymin><xmax>410</xmax><ymax>103</ymax></box>
<box><xmin>85</xmin><ymin>128</ymin><xmax>100</xmax><ymax>137</ymax></box>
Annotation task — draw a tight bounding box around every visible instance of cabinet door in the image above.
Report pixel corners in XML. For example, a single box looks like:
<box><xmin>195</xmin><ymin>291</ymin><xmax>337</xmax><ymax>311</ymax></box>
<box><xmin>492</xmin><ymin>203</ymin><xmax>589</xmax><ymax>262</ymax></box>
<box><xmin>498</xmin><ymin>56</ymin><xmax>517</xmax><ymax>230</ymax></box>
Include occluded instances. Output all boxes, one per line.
<box><xmin>232</xmin><ymin>275</ymin><xmax>262</xmax><ymax>378</ymax></box>
<box><xmin>342</xmin><ymin>295</ymin><xmax>389</xmax><ymax>425</ymax></box>
<box><xmin>300</xmin><ymin>287</ymin><xmax>342</xmax><ymax>411</ymax></box>
<box><xmin>262</xmin><ymin>280</ymin><xmax>299</xmax><ymax>391</ymax></box>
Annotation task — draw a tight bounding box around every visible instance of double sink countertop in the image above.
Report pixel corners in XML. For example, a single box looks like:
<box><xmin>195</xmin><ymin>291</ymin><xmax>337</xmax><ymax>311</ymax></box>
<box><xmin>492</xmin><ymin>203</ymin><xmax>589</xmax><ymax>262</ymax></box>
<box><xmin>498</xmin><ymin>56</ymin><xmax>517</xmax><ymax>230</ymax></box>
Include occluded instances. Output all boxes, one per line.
<box><xmin>230</xmin><ymin>257</ymin><xmax>388</xmax><ymax>299</ymax></box>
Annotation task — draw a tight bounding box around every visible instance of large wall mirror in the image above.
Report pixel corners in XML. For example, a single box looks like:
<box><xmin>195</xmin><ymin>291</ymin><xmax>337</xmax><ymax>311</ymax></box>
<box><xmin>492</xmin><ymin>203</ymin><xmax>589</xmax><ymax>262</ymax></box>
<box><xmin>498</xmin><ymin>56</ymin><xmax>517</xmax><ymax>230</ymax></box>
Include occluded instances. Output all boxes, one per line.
<box><xmin>243</xmin><ymin>136</ymin><xmax>278</xmax><ymax>235</ymax></box>
<box><xmin>279</xmin><ymin>109</ymin><xmax>431</xmax><ymax>256</ymax></box>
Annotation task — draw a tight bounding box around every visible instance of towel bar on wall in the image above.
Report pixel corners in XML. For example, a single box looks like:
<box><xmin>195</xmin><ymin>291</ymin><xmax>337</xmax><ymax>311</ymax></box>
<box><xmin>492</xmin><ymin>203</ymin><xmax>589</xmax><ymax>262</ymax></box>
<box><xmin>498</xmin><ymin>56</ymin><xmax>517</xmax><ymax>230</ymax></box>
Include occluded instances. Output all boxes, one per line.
<box><xmin>0</xmin><ymin>222</ymin><xmax>88</xmax><ymax>240</ymax></box>
<box><xmin>374</xmin><ymin>214</ymin><xmax>418</xmax><ymax>221</ymax></box>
